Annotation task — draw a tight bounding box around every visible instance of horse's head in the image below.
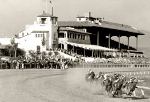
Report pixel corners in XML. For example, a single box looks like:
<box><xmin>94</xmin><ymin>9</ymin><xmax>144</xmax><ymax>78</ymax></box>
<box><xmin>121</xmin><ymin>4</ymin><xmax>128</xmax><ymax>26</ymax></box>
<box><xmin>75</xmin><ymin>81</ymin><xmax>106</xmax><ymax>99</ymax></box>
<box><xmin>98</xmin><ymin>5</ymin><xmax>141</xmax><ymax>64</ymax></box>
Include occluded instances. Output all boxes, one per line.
<box><xmin>99</xmin><ymin>72</ymin><xmax>103</xmax><ymax>76</ymax></box>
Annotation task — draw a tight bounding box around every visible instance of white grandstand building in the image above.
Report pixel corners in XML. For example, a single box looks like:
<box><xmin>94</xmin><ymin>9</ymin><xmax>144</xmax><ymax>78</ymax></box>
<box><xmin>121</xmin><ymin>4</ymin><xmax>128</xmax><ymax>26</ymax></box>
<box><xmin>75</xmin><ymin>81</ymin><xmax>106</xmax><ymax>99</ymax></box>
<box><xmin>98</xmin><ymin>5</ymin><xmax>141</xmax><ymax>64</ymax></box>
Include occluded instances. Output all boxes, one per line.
<box><xmin>16</xmin><ymin>11</ymin><xmax>58</xmax><ymax>53</ymax></box>
<box><xmin>4</xmin><ymin>11</ymin><xmax>144</xmax><ymax>59</ymax></box>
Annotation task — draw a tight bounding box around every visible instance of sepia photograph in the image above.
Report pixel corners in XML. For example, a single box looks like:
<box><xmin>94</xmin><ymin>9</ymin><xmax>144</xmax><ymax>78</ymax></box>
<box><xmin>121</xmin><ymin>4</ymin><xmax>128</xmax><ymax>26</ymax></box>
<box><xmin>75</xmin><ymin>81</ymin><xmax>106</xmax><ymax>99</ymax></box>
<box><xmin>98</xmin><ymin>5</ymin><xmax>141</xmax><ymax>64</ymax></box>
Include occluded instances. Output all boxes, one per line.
<box><xmin>0</xmin><ymin>0</ymin><xmax>149</xmax><ymax>102</ymax></box>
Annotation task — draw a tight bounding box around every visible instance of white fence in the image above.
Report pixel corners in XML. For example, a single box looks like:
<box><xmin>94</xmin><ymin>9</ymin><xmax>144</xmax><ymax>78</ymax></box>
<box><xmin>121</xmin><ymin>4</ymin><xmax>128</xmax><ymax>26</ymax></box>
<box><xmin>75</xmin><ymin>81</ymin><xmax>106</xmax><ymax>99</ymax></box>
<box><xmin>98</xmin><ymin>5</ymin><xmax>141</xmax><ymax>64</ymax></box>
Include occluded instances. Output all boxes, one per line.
<box><xmin>73</xmin><ymin>63</ymin><xmax>150</xmax><ymax>69</ymax></box>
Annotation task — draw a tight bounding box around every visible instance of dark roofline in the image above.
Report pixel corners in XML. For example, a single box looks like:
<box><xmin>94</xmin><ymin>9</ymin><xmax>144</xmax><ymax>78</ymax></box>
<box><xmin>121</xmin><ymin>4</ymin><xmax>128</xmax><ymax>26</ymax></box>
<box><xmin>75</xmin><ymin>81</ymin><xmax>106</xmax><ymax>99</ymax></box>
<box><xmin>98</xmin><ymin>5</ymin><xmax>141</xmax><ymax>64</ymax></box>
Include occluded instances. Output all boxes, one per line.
<box><xmin>97</xmin><ymin>26</ymin><xmax>144</xmax><ymax>36</ymax></box>
<box><xmin>58</xmin><ymin>21</ymin><xmax>144</xmax><ymax>35</ymax></box>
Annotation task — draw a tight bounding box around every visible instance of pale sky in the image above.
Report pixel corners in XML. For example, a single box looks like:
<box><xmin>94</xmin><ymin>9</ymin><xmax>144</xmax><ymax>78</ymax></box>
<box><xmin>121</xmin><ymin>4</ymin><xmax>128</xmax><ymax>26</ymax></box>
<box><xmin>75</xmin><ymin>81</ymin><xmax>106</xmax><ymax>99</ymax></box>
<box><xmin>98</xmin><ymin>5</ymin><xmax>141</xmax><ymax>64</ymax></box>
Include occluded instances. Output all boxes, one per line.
<box><xmin>0</xmin><ymin>0</ymin><xmax>150</xmax><ymax>48</ymax></box>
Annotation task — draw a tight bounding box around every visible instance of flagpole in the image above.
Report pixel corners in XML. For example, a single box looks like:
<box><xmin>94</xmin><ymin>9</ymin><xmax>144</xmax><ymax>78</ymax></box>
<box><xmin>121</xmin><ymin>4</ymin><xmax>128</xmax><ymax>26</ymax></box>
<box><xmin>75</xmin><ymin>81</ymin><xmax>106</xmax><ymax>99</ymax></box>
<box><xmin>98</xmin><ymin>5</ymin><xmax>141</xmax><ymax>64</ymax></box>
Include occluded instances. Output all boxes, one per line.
<box><xmin>50</xmin><ymin>0</ymin><xmax>53</xmax><ymax>16</ymax></box>
<box><xmin>52</xmin><ymin>6</ymin><xmax>53</xmax><ymax>16</ymax></box>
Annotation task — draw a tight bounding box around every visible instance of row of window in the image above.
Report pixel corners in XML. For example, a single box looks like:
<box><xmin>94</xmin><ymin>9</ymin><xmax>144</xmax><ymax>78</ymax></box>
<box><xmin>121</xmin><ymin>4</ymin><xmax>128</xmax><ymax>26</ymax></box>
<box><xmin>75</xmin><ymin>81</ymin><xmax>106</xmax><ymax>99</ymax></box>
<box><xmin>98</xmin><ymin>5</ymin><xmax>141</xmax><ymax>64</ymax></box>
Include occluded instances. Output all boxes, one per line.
<box><xmin>35</xmin><ymin>34</ymin><xmax>44</xmax><ymax>38</ymax></box>
<box><xmin>67</xmin><ymin>33</ymin><xmax>86</xmax><ymax>40</ymax></box>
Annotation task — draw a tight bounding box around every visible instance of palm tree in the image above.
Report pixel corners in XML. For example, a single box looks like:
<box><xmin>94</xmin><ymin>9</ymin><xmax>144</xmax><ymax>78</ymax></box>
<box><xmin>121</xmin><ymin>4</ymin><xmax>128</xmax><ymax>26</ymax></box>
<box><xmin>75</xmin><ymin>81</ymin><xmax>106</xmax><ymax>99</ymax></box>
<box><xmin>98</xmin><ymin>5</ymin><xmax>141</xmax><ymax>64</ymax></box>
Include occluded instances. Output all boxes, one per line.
<box><xmin>41</xmin><ymin>34</ymin><xmax>46</xmax><ymax>52</ymax></box>
<box><xmin>42</xmin><ymin>34</ymin><xmax>46</xmax><ymax>46</ymax></box>
<box><xmin>10</xmin><ymin>37</ymin><xmax>18</xmax><ymax>58</ymax></box>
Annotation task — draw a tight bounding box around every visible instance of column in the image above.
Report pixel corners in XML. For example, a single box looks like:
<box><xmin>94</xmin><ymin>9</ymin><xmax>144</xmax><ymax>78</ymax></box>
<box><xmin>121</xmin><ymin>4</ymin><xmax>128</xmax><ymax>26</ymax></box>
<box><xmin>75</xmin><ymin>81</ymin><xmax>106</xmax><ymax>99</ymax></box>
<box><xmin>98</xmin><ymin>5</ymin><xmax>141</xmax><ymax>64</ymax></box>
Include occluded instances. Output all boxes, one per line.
<box><xmin>108</xmin><ymin>34</ymin><xmax>111</xmax><ymax>48</ymax></box>
<box><xmin>73</xmin><ymin>45</ymin><xmax>74</xmax><ymax>53</ymax></box>
<box><xmin>136</xmin><ymin>36</ymin><xmax>138</xmax><ymax>50</ymax></box>
<box><xmin>84</xmin><ymin>48</ymin><xmax>85</xmax><ymax>57</ymax></box>
<box><xmin>60</xmin><ymin>44</ymin><xmax>62</xmax><ymax>49</ymax></box>
<box><xmin>127</xmin><ymin>36</ymin><xmax>130</xmax><ymax>50</ymax></box>
<box><xmin>97</xmin><ymin>31</ymin><xmax>100</xmax><ymax>45</ymax></box>
<box><xmin>118</xmin><ymin>35</ymin><xmax>121</xmax><ymax>50</ymax></box>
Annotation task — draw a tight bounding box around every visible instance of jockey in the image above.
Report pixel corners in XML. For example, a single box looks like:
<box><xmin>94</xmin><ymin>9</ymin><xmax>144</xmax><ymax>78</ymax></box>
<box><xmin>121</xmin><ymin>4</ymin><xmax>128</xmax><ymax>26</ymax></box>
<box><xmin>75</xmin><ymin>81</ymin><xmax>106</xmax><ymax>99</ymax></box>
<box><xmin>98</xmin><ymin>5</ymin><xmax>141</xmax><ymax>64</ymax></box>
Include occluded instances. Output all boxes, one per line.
<box><xmin>90</xmin><ymin>70</ymin><xmax>95</xmax><ymax>79</ymax></box>
<box><xmin>127</xmin><ymin>77</ymin><xmax>138</xmax><ymax>96</ymax></box>
<box><xmin>113</xmin><ymin>73</ymin><xmax>119</xmax><ymax>81</ymax></box>
<box><xmin>134</xmin><ymin>78</ymin><xmax>138</xmax><ymax>83</ymax></box>
<box><xmin>95</xmin><ymin>71</ymin><xmax>103</xmax><ymax>79</ymax></box>
<box><xmin>129</xmin><ymin>77</ymin><xmax>136</xmax><ymax>83</ymax></box>
<box><xmin>103</xmin><ymin>73</ymin><xmax>109</xmax><ymax>81</ymax></box>
<box><xmin>87</xmin><ymin>69</ymin><xmax>92</xmax><ymax>76</ymax></box>
<box><xmin>87</xmin><ymin>69</ymin><xmax>95</xmax><ymax>79</ymax></box>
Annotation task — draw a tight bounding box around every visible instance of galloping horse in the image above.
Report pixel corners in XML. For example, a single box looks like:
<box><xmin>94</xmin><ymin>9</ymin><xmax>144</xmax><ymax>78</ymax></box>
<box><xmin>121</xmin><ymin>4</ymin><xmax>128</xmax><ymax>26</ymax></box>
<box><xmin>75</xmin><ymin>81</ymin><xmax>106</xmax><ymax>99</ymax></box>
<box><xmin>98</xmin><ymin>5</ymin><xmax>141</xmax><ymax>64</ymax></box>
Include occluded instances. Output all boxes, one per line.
<box><xmin>122</xmin><ymin>77</ymin><xmax>138</xmax><ymax>96</ymax></box>
<box><xmin>85</xmin><ymin>70</ymin><xmax>96</xmax><ymax>83</ymax></box>
<box><xmin>111</xmin><ymin>75</ymin><xmax>127</xmax><ymax>97</ymax></box>
<box><xmin>85</xmin><ymin>70</ymin><xmax>143</xmax><ymax>98</ymax></box>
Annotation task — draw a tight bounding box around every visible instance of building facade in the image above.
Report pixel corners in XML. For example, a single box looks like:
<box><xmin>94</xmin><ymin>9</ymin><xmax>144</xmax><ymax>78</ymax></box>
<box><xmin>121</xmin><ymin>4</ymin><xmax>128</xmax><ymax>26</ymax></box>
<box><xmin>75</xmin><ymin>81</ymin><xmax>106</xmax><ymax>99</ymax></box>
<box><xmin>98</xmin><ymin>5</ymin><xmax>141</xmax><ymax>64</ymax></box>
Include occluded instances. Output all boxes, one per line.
<box><xmin>14</xmin><ymin>11</ymin><xmax>144</xmax><ymax>58</ymax></box>
<box><xmin>16</xmin><ymin>11</ymin><xmax>58</xmax><ymax>53</ymax></box>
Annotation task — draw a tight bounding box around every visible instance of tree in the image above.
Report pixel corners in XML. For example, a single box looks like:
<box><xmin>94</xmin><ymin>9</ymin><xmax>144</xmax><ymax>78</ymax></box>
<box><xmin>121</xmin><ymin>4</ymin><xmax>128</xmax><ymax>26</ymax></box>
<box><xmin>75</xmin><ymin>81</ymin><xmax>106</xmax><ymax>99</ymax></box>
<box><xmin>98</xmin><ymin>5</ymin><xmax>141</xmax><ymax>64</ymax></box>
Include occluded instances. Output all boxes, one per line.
<box><xmin>28</xmin><ymin>50</ymin><xmax>37</xmax><ymax>59</ymax></box>
<box><xmin>10</xmin><ymin>37</ymin><xmax>15</xmax><ymax>45</ymax></box>
<box><xmin>41</xmin><ymin>51</ymin><xmax>46</xmax><ymax>60</ymax></box>
<box><xmin>42</xmin><ymin>34</ymin><xmax>46</xmax><ymax>46</ymax></box>
<box><xmin>10</xmin><ymin>37</ymin><xmax>18</xmax><ymax>58</ymax></box>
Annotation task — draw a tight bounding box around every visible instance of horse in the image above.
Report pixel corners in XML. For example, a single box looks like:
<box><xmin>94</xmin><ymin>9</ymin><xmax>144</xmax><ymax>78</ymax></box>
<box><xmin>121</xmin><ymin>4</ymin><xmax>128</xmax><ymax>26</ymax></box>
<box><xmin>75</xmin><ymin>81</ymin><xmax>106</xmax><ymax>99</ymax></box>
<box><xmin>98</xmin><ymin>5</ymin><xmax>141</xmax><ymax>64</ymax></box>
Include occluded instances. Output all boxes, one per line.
<box><xmin>120</xmin><ymin>77</ymin><xmax>139</xmax><ymax>97</ymax></box>
<box><xmin>85</xmin><ymin>71</ymin><xmax>96</xmax><ymax>83</ymax></box>
<box><xmin>111</xmin><ymin>75</ymin><xmax>127</xmax><ymax>97</ymax></box>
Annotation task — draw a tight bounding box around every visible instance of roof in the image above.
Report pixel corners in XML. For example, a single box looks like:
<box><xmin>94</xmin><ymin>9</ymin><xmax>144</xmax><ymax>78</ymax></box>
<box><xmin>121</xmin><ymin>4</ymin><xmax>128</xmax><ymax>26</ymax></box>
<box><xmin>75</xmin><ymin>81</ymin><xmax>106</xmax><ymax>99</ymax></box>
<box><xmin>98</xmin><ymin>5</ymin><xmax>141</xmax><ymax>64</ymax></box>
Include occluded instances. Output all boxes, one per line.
<box><xmin>31</xmin><ymin>31</ymin><xmax>49</xmax><ymax>33</ymax></box>
<box><xmin>58</xmin><ymin>21</ymin><xmax>97</xmax><ymax>27</ymax></box>
<box><xmin>59</xmin><ymin>27</ymin><xmax>92</xmax><ymax>35</ymax></box>
<box><xmin>37</xmin><ymin>11</ymin><xmax>57</xmax><ymax>18</ymax></box>
<box><xmin>65</xmin><ymin>42</ymin><xmax>117</xmax><ymax>51</ymax></box>
<box><xmin>58</xmin><ymin>21</ymin><xmax>144</xmax><ymax>35</ymax></box>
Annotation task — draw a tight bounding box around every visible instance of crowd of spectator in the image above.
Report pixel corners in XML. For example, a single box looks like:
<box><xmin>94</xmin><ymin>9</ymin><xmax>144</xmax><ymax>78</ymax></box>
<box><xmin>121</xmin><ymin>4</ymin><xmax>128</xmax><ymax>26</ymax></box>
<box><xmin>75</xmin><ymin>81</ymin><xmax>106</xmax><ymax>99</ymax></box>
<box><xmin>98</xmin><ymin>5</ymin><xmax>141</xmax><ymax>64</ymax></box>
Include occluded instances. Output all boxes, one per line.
<box><xmin>57</xmin><ymin>48</ymin><xmax>149</xmax><ymax>64</ymax></box>
<box><xmin>0</xmin><ymin>49</ymin><xmax>149</xmax><ymax>69</ymax></box>
<box><xmin>89</xmin><ymin>57</ymin><xmax>150</xmax><ymax>64</ymax></box>
<box><xmin>0</xmin><ymin>50</ymin><xmax>81</xmax><ymax>69</ymax></box>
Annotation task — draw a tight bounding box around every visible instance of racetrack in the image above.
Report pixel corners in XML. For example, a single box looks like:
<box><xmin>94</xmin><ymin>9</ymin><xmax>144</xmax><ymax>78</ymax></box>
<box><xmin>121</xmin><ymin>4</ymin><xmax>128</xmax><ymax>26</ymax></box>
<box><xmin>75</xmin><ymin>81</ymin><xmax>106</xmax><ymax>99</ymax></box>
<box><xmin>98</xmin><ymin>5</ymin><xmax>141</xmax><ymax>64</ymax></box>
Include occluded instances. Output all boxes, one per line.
<box><xmin>0</xmin><ymin>69</ymin><xmax>149</xmax><ymax>102</ymax></box>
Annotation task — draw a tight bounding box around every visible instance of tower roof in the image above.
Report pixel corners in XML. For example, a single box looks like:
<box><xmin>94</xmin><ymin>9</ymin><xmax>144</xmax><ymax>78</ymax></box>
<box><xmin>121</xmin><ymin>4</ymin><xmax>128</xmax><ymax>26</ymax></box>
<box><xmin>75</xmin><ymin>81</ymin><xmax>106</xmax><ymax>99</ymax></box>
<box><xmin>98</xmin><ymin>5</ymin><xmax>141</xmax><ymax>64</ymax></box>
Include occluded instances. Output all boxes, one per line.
<box><xmin>37</xmin><ymin>11</ymin><xmax>57</xmax><ymax>18</ymax></box>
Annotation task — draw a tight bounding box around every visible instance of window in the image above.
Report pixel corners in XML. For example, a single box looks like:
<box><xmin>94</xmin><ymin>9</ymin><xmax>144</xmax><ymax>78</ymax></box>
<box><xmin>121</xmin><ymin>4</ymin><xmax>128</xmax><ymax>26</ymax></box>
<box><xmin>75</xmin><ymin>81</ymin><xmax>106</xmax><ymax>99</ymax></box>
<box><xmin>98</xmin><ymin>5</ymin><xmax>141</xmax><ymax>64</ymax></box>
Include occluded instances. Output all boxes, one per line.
<box><xmin>78</xmin><ymin>34</ymin><xmax>80</xmax><ymax>39</ymax></box>
<box><xmin>41</xmin><ymin>18</ymin><xmax>46</xmax><ymax>24</ymax></box>
<box><xmin>37</xmin><ymin>46</ymin><xmax>40</xmax><ymax>54</ymax></box>
<box><xmin>81</xmin><ymin>35</ymin><xmax>82</xmax><ymax>40</ymax></box>
<box><xmin>68</xmin><ymin>33</ymin><xmax>70</xmax><ymax>38</ymax></box>
<box><xmin>58</xmin><ymin>33</ymin><xmax>64</xmax><ymax>38</ymax></box>
<box><xmin>85</xmin><ymin>35</ymin><xmax>86</xmax><ymax>40</ymax></box>
<box><xmin>82</xmin><ymin>35</ymin><xmax>85</xmax><ymax>40</ymax></box>
<box><xmin>67</xmin><ymin>33</ymin><xmax>69</xmax><ymax>38</ymax></box>
<box><xmin>72</xmin><ymin>33</ymin><xmax>75</xmax><ymax>39</ymax></box>
<box><xmin>74</xmin><ymin>34</ymin><xmax>77</xmax><ymax>39</ymax></box>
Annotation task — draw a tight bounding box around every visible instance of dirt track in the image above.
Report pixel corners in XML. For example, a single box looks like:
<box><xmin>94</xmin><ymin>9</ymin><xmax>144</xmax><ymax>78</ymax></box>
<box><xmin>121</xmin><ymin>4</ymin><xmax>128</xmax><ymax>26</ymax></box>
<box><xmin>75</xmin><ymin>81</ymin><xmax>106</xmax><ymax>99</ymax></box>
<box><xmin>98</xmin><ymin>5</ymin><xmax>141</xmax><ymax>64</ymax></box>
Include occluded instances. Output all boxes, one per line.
<box><xmin>0</xmin><ymin>69</ymin><xmax>149</xmax><ymax>102</ymax></box>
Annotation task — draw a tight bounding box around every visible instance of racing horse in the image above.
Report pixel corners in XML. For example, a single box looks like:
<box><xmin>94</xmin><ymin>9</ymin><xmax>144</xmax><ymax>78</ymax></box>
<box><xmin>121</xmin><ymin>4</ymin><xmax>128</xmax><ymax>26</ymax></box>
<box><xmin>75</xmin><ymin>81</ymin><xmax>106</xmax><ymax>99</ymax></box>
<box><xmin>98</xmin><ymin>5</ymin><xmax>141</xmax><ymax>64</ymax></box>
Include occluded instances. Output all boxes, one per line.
<box><xmin>122</xmin><ymin>77</ymin><xmax>138</xmax><ymax>96</ymax></box>
<box><xmin>111</xmin><ymin>75</ymin><xmax>127</xmax><ymax>97</ymax></box>
<box><xmin>85</xmin><ymin>69</ymin><xmax>96</xmax><ymax>83</ymax></box>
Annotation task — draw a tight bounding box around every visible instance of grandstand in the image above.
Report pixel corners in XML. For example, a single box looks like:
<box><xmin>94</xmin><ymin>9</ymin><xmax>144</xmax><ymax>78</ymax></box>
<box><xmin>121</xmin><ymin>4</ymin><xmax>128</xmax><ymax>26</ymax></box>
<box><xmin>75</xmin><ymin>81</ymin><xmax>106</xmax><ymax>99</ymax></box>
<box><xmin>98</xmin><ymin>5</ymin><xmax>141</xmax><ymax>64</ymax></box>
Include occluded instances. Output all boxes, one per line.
<box><xmin>57</xmin><ymin>12</ymin><xmax>145</xmax><ymax>62</ymax></box>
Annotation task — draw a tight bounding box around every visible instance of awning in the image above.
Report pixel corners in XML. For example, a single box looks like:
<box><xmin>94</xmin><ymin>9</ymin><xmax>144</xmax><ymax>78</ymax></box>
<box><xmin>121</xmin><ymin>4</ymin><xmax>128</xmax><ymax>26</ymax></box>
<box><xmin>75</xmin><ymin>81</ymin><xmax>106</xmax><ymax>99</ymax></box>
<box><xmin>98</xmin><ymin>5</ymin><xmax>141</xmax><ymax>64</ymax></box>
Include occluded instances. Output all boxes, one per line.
<box><xmin>65</xmin><ymin>42</ymin><xmax>117</xmax><ymax>51</ymax></box>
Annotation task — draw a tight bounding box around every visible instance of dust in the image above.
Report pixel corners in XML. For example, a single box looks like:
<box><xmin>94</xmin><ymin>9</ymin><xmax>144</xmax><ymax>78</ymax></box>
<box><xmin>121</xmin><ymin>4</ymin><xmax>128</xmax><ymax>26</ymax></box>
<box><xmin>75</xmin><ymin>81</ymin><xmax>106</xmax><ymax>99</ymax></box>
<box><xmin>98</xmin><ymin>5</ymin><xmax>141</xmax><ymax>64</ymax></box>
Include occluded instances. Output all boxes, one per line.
<box><xmin>65</xmin><ymin>68</ymin><xmax>105</xmax><ymax>95</ymax></box>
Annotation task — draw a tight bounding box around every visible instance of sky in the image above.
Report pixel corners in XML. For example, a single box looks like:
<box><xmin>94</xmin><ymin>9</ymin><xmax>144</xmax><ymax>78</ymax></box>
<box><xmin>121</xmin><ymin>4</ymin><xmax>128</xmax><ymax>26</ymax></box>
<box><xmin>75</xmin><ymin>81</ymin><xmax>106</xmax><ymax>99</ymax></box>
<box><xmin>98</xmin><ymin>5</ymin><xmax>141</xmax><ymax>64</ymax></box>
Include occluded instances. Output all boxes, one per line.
<box><xmin>0</xmin><ymin>0</ymin><xmax>150</xmax><ymax>48</ymax></box>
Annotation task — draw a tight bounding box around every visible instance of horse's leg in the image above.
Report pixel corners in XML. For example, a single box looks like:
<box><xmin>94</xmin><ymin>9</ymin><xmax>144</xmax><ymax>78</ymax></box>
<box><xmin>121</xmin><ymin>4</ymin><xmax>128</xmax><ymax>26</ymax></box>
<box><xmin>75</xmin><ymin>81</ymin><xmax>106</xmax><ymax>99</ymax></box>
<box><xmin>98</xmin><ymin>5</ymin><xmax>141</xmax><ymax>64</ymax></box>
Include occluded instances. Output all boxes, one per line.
<box><xmin>133</xmin><ymin>90</ymin><xmax>136</xmax><ymax>97</ymax></box>
<box><xmin>140</xmin><ymin>89</ymin><xmax>145</xmax><ymax>98</ymax></box>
